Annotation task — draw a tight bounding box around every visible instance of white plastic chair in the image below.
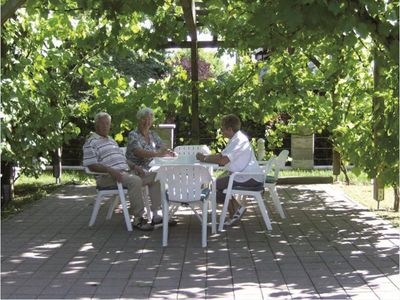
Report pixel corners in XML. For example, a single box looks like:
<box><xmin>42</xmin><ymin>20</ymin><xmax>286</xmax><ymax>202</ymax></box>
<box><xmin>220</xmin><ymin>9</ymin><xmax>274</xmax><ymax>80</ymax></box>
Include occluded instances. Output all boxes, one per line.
<box><xmin>85</xmin><ymin>147</ymin><xmax>152</xmax><ymax>231</ymax></box>
<box><xmin>173</xmin><ymin>145</ymin><xmax>211</xmax><ymax>156</ymax></box>
<box><xmin>218</xmin><ymin>170</ymin><xmax>273</xmax><ymax>232</ymax></box>
<box><xmin>85</xmin><ymin>167</ymin><xmax>133</xmax><ymax>231</ymax></box>
<box><xmin>262</xmin><ymin>150</ymin><xmax>289</xmax><ymax>219</ymax></box>
<box><xmin>157</xmin><ymin>164</ymin><xmax>213</xmax><ymax>247</ymax></box>
<box><xmin>165</xmin><ymin>145</ymin><xmax>212</xmax><ymax>218</ymax></box>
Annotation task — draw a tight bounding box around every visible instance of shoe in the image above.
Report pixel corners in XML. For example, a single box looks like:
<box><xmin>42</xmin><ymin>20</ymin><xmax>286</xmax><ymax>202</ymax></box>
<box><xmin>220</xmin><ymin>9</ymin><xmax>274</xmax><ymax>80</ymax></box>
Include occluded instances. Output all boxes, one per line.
<box><xmin>229</xmin><ymin>206</ymin><xmax>247</xmax><ymax>226</ymax></box>
<box><xmin>133</xmin><ymin>217</ymin><xmax>154</xmax><ymax>231</ymax></box>
<box><xmin>151</xmin><ymin>215</ymin><xmax>163</xmax><ymax>225</ymax></box>
<box><xmin>151</xmin><ymin>216</ymin><xmax>178</xmax><ymax>227</ymax></box>
<box><xmin>168</xmin><ymin>219</ymin><xmax>178</xmax><ymax>226</ymax></box>
<box><xmin>224</xmin><ymin>218</ymin><xmax>233</xmax><ymax>226</ymax></box>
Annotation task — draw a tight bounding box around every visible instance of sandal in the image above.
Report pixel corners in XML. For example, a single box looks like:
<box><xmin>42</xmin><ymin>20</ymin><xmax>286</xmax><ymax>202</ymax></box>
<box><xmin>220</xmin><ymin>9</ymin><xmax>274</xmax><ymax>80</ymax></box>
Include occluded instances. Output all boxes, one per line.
<box><xmin>229</xmin><ymin>206</ymin><xmax>247</xmax><ymax>226</ymax></box>
<box><xmin>151</xmin><ymin>215</ymin><xmax>163</xmax><ymax>225</ymax></box>
<box><xmin>133</xmin><ymin>217</ymin><xmax>154</xmax><ymax>231</ymax></box>
<box><xmin>151</xmin><ymin>216</ymin><xmax>178</xmax><ymax>227</ymax></box>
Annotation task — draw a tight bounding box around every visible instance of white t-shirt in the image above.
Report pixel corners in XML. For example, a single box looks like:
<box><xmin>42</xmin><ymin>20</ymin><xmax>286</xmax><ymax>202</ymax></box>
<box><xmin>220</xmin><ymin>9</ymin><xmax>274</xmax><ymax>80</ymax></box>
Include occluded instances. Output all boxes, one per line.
<box><xmin>221</xmin><ymin>131</ymin><xmax>263</xmax><ymax>183</ymax></box>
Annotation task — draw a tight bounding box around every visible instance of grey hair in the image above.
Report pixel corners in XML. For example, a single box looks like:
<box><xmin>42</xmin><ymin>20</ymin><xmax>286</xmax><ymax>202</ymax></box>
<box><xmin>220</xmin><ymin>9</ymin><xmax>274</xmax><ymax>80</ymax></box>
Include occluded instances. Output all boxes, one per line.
<box><xmin>137</xmin><ymin>107</ymin><xmax>154</xmax><ymax>120</ymax></box>
<box><xmin>94</xmin><ymin>112</ymin><xmax>111</xmax><ymax>123</ymax></box>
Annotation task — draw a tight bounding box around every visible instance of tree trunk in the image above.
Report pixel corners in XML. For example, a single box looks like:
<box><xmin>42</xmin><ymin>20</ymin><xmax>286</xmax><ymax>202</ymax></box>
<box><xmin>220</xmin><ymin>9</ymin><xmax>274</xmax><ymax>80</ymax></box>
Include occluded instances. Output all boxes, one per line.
<box><xmin>331</xmin><ymin>86</ymin><xmax>341</xmax><ymax>178</ymax></box>
<box><xmin>1</xmin><ymin>160</ymin><xmax>14</xmax><ymax>207</ymax></box>
<box><xmin>1</xmin><ymin>0</ymin><xmax>26</xmax><ymax>26</ymax></box>
<box><xmin>332</xmin><ymin>150</ymin><xmax>341</xmax><ymax>178</ymax></box>
<box><xmin>372</xmin><ymin>48</ymin><xmax>385</xmax><ymax>204</ymax></box>
<box><xmin>393</xmin><ymin>185</ymin><xmax>399</xmax><ymax>212</ymax></box>
<box><xmin>340</xmin><ymin>160</ymin><xmax>350</xmax><ymax>185</ymax></box>
<box><xmin>52</xmin><ymin>148</ymin><xmax>62</xmax><ymax>184</ymax></box>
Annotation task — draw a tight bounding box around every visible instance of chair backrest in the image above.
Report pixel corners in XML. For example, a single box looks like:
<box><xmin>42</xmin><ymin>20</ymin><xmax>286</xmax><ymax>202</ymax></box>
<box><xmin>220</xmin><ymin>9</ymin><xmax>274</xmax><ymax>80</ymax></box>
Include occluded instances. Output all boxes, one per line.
<box><xmin>157</xmin><ymin>165</ymin><xmax>212</xmax><ymax>203</ymax></box>
<box><xmin>273</xmin><ymin>150</ymin><xmax>289</xmax><ymax>179</ymax></box>
<box><xmin>173</xmin><ymin>145</ymin><xmax>211</xmax><ymax>156</ymax></box>
<box><xmin>260</xmin><ymin>157</ymin><xmax>275</xmax><ymax>175</ymax></box>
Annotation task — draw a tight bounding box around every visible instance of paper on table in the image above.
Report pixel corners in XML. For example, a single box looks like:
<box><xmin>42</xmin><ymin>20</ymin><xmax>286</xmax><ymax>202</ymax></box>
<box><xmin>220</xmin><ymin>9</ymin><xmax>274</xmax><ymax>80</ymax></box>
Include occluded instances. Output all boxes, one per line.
<box><xmin>151</xmin><ymin>155</ymin><xmax>198</xmax><ymax>165</ymax></box>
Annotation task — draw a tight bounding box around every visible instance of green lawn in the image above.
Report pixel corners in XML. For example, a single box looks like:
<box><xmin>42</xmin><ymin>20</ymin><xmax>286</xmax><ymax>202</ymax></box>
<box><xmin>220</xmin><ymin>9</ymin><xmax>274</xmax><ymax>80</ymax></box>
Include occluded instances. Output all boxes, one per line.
<box><xmin>280</xmin><ymin>168</ymin><xmax>371</xmax><ymax>183</ymax></box>
<box><xmin>1</xmin><ymin>171</ymin><xmax>93</xmax><ymax>219</ymax></box>
<box><xmin>338</xmin><ymin>183</ymin><xmax>399</xmax><ymax>227</ymax></box>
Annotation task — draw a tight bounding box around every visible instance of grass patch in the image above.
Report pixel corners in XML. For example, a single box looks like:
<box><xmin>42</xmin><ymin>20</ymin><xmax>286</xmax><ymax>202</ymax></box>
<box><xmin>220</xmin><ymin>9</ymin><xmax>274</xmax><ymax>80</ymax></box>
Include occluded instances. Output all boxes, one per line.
<box><xmin>338</xmin><ymin>183</ymin><xmax>399</xmax><ymax>227</ymax></box>
<box><xmin>280</xmin><ymin>168</ymin><xmax>370</xmax><ymax>184</ymax></box>
<box><xmin>1</xmin><ymin>170</ymin><xmax>92</xmax><ymax>219</ymax></box>
<box><xmin>281</xmin><ymin>168</ymin><xmax>399</xmax><ymax>227</ymax></box>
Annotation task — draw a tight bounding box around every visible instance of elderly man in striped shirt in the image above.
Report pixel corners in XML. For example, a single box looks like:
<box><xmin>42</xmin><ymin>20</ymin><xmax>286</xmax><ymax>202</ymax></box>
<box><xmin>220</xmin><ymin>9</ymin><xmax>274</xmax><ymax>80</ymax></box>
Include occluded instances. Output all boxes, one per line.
<box><xmin>83</xmin><ymin>112</ymin><xmax>162</xmax><ymax>231</ymax></box>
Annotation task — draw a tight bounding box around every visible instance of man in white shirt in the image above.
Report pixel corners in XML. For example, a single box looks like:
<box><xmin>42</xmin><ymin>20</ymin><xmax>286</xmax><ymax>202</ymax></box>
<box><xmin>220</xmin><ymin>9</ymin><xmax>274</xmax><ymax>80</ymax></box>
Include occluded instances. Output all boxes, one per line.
<box><xmin>196</xmin><ymin>114</ymin><xmax>263</xmax><ymax>225</ymax></box>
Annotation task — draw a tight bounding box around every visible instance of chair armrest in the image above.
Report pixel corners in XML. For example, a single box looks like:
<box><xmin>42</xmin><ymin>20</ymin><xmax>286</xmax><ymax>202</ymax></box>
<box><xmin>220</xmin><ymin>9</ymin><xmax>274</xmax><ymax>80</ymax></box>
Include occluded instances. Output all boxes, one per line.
<box><xmin>84</xmin><ymin>167</ymin><xmax>108</xmax><ymax>176</ymax></box>
<box><xmin>227</xmin><ymin>171</ymin><xmax>265</xmax><ymax>189</ymax></box>
<box><xmin>230</xmin><ymin>171</ymin><xmax>265</xmax><ymax>178</ymax></box>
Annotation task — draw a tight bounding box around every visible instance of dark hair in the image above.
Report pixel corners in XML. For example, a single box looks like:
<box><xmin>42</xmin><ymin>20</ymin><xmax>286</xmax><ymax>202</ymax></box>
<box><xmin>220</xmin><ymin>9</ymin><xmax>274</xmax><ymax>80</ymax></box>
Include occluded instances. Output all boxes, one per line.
<box><xmin>221</xmin><ymin>114</ymin><xmax>241</xmax><ymax>132</ymax></box>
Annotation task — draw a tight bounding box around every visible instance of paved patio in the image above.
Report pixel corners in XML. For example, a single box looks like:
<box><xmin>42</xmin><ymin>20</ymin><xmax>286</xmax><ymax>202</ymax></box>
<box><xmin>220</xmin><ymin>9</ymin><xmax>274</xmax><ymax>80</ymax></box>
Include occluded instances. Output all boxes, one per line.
<box><xmin>1</xmin><ymin>183</ymin><xmax>399</xmax><ymax>299</ymax></box>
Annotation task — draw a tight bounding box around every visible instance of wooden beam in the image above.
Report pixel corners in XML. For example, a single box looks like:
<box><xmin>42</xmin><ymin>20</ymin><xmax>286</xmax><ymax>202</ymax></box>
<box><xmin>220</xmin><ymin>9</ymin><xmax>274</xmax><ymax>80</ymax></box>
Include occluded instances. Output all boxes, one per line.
<box><xmin>161</xmin><ymin>40</ymin><xmax>226</xmax><ymax>49</ymax></box>
<box><xmin>180</xmin><ymin>0</ymin><xmax>197</xmax><ymax>41</ymax></box>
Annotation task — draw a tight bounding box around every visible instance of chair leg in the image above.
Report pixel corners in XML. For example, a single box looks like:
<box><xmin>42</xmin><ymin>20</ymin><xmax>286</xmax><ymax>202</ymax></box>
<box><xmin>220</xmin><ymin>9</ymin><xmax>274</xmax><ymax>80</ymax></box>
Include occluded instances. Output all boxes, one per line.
<box><xmin>169</xmin><ymin>204</ymin><xmax>179</xmax><ymax>217</ymax></box>
<box><xmin>189</xmin><ymin>204</ymin><xmax>203</xmax><ymax>223</ymax></box>
<box><xmin>117</xmin><ymin>183</ymin><xmax>132</xmax><ymax>231</ymax></box>
<box><xmin>89</xmin><ymin>194</ymin><xmax>103</xmax><ymax>227</ymax></box>
<box><xmin>255</xmin><ymin>193</ymin><xmax>273</xmax><ymax>230</ymax></box>
<box><xmin>162</xmin><ymin>198</ymin><xmax>169</xmax><ymax>247</ymax></box>
<box><xmin>236</xmin><ymin>194</ymin><xmax>245</xmax><ymax>206</ymax></box>
<box><xmin>106</xmin><ymin>196</ymin><xmax>119</xmax><ymax>220</ymax></box>
<box><xmin>202</xmin><ymin>199</ymin><xmax>208</xmax><ymax>247</ymax></box>
<box><xmin>269</xmin><ymin>186</ymin><xmax>285</xmax><ymax>218</ymax></box>
<box><xmin>218</xmin><ymin>192</ymin><xmax>231</xmax><ymax>232</ymax></box>
<box><xmin>211</xmin><ymin>183</ymin><xmax>217</xmax><ymax>234</ymax></box>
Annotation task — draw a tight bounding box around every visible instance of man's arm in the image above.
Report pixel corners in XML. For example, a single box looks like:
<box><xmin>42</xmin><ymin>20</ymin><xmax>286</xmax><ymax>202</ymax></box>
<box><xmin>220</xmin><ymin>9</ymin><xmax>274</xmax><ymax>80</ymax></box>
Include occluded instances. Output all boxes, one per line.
<box><xmin>87</xmin><ymin>163</ymin><xmax>124</xmax><ymax>182</ymax></box>
<box><xmin>196</xmin><ymin>153</ymin><xmax>230</xmax><ymax>166</ymax></box>
<box><xmin>130</xmin><ymin>146</ymin><xmax>175</xmax><ymax>158</ymax></box>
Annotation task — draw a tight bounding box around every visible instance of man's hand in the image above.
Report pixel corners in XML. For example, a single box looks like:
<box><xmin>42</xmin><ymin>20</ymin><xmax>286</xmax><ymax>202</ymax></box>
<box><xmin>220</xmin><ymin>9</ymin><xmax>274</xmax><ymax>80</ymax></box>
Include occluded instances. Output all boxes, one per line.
<box><xmin>134</xmin><ymin>165</ymin><xmax>146</xmax><ymax>177</ymax></box>
<box><xmin>196</xmin><ymin>152</ymin><xmax>206</xmax><ymax>162</ymax></box>
<box><xmin>108</xmin><ymin>168</ymin><xmax>124</xmax><ymax>182</ymax></box>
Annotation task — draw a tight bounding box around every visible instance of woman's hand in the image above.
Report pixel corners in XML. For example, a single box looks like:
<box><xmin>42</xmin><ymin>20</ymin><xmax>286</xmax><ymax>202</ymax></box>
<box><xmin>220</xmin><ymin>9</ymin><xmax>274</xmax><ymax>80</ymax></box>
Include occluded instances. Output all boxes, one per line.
<box><xmin>158</xmin><ymin>148</ymin><xmax>176</xmax><ymax>157</ymax></box>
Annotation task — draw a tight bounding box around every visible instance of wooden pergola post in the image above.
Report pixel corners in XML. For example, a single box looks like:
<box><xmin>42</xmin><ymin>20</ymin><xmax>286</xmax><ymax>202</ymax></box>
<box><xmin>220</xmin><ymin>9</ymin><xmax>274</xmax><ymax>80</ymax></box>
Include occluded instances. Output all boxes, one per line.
<box><xmin>162</xmin><ymin>1</ymin><xmax>225</xmax><ymax>144</ymax></box>
<box><xmin>191</xmin><ymin>41</ymin><xmax>200</xmax><ymax>143</ymax></box>
<box><xmin>181</xmin><ymin>0</ymin><xmax>200</xmax><ymax>144</ymax></box>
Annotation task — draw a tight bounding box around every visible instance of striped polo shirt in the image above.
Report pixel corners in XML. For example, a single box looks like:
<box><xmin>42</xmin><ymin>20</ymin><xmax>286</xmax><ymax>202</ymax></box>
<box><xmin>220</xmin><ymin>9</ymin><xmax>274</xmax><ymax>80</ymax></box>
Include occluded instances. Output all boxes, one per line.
<box><xmin>82</xmin><ymin>132</ymin><xmax>129</xmax><ymax>171</ymax></box>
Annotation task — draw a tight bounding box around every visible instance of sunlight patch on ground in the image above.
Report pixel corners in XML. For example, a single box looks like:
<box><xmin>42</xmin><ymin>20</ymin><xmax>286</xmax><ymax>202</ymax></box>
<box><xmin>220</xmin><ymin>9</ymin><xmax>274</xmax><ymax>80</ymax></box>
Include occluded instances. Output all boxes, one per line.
<box><xmin>79</xmin><ymin>243</ymin><xmax>94</xmax><ymax>252</ymax></box>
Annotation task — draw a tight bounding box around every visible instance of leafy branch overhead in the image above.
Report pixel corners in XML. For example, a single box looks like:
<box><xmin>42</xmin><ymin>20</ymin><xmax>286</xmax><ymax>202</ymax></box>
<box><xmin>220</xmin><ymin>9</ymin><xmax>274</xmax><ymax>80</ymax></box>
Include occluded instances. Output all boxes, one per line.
<box><xmin>1</xmin><ymin>0</ymin><xmax>398</xmax><ymax>194</ymax></box>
